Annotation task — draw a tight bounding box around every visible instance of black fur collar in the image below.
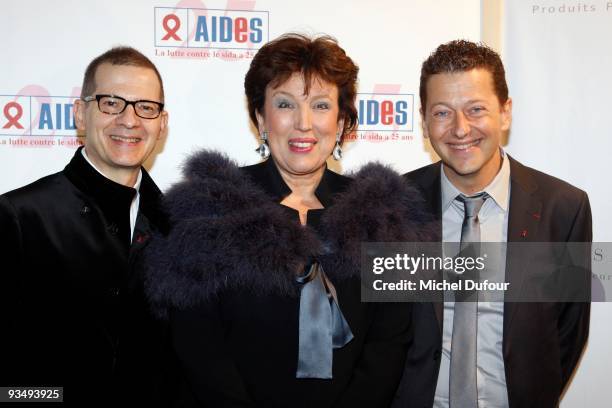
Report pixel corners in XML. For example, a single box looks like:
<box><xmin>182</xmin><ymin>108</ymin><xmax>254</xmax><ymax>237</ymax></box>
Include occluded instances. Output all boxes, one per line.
<box><xmin>144</xmin><ymin>150</ymin><xmax>431</xmax><ymax>318</ymax></box>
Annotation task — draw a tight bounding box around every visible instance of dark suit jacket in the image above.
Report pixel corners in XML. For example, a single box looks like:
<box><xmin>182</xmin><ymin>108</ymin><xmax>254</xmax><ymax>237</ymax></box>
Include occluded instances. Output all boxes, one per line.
<box><xmin>0</xmin><ymin>147</ymin><xmax>170</xmax><ymax>406</ymax></box>
<box><xmin>393</xmin><ymin>156</ymin><xmax>592</xmax><ymax>408</ymax></box>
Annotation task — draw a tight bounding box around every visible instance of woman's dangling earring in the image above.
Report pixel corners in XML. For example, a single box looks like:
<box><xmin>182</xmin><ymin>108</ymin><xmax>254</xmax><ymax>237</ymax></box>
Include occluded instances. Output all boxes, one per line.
<box><xmin>332</xmin><ymin>132</ymin><xmax>342</xmax><ymax>161</ymax></box>
<box><xmin>256</xmin><ymin>131</ymin><xmax>270</xmax><ymax>159</ymax></box>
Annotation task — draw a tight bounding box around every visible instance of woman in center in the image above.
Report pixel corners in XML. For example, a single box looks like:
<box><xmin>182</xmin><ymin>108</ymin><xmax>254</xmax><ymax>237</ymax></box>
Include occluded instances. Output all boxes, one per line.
<box><xmin>146</xmin><ymin>33</ymin><xmax>428</xmax><ymax>407</ymax></box>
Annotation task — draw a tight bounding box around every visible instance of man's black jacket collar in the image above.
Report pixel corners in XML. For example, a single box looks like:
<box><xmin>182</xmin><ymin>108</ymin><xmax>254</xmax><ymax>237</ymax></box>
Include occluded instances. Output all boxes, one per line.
<box><xmin>63</xmin><ymin>146</ymin><xmax>166</xmax><ymax>236</ymax></box>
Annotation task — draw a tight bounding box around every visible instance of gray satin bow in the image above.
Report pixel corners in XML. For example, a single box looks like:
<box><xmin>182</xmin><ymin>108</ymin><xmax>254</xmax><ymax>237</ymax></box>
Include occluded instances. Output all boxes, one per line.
<box><xmin>296</xmin><ymin>262</ymin><xmax>354</xmax><ymax>379</ymax></box>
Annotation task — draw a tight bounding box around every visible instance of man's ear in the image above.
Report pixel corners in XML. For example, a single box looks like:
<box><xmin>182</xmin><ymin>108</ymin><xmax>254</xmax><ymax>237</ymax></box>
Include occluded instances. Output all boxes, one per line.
<box><xmin>420</xmin><ymin>107</ymin><xmax>428</xmax><ymax>138</ymax></box>
<box><xmin>500</xmin><ymin>97</ymin><xmax>512</xmax><ymax>132</ymax></box>
<box><xmin>74</xmin><ymin>99</ymin><xmax>87</xmax><ymax>131</ymax></box>
<box><xmin>158</xmin><ymin>111</ymin><xmax>169</xmax><ymax>140</ymax></box>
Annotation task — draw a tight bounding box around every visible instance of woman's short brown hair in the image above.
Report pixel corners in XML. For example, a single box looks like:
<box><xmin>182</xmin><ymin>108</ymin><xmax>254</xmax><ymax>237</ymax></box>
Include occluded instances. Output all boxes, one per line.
<box><xmin>244</xmin><ymin>33</ymin><xmax>359</xmax><ymax>139</ymax></box>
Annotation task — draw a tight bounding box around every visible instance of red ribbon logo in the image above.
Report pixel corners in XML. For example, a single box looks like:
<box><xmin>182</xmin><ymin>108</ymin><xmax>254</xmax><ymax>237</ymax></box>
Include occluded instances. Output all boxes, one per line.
<box><xmin>3</xmin><ymin>101</ymin><xmax>24</xmax><ymax>129</ymax></box>
<box><xmin>162</xmin><ymin>14</ymin><xmax>181</xmax><ymax>41</ymax></box>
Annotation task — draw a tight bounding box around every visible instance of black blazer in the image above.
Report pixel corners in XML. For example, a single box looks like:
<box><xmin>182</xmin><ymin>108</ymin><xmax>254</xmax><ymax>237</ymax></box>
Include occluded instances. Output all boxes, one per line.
<box><xmin>144</xmin><ymin>151</ymin><xmax>432</xmax><ymax>408</ymax></box>
<box><xmin>0</xmin><ymin>147</ymin><xmax>169</xmax><ymax>406</ymax></box>
<box><xmin>393</xmin><ymin>156</ymin><xmax>592</xmax><ymax>408</ymax></box>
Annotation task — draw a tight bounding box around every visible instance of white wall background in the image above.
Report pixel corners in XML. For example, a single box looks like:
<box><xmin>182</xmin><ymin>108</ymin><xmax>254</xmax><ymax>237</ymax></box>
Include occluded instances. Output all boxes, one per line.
<box><xmin>499</xmin><ymin>1</ymin><xmax>612</xmax><ymax>406</ymax></box>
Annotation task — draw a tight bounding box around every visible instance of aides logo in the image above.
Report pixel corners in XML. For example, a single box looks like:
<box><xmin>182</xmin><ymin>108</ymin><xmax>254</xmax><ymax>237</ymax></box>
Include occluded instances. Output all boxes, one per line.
<box><xmin>358</xmin><ymin>93</ymin><xmax>413</xmax><ymax>132</ymax></box>
<box><xmin>155</xmin><ymin>6</ymin><xmax>268</xmax><ymax>50</ymax></box>
<box><xmin>351</xmin><ymin>85</ymin><xmax>414</xmax><ymax>142</ymax></box>
<box><xmin>1</xmin><ymin>95</ymin><xmax>77</xmax><ymax>136</ymax></box>
<box><xmin>1</xmin><ymin>89</ymin><xmax>81</xmax><ymax>147</ymax></box>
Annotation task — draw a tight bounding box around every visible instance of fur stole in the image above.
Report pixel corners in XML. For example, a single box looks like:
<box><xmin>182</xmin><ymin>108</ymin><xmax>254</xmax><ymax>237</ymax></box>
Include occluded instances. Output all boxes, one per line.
<box><xmin>144</xmin><ymin>150</ymin><xmax>433</xmax><ymax>318</ymax></box>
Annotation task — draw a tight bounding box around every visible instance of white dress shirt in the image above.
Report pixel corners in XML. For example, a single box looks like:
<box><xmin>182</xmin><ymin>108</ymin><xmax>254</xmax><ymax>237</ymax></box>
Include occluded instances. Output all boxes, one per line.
<box><xmin>434</xmin><ymin>150</ymin><xmax>511</xmax><ymax>408</ymax></box>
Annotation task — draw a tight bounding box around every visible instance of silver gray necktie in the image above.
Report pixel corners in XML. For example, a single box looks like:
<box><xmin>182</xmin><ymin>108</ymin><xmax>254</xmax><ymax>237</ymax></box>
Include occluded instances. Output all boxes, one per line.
<box><xmin>450</xmin><ymin>193</ymin><xmax>487</xmax><ymax>408</ymax></box>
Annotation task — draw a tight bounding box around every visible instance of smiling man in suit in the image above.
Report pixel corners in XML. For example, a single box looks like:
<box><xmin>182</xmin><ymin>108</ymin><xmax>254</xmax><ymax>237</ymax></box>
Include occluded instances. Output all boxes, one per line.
<box><xmin>393</xmin><ymin>40</ymin><xmax>592</xmax><ymax>408</ymax></box>
<box><xmin>0</xmin><ymin>46</ymin><xmax>170</xmax><ymax>405</ymax></box>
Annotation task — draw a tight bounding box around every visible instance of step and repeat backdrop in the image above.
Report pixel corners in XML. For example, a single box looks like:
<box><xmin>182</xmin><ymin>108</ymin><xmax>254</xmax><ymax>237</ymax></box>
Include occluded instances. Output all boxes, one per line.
<box><xmin>1</xmin><ymin>0</ymin><xmax>480</xmax><ymax>192</ymax></box>
<box><xmin>2</xmin><ymin>0</ymin><xmax>610</xmax><ymax>406</ymax></box>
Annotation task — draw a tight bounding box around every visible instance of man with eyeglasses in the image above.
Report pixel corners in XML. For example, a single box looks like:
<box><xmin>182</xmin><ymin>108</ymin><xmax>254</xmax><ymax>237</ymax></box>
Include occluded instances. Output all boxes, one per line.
<box><xmin>0</xmin><ymin>46</ymin><xmax>170</xmax><ymax>405</ymax></box>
